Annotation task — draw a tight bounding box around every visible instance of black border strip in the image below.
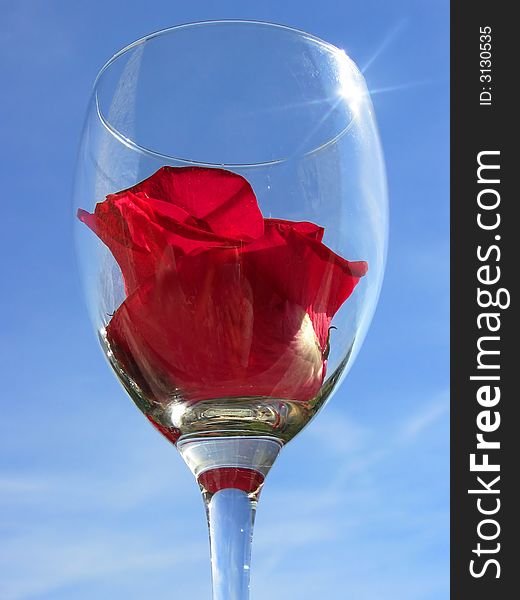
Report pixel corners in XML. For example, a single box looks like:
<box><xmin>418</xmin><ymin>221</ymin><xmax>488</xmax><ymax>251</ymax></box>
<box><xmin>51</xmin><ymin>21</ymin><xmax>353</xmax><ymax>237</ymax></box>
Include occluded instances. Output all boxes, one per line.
<box><xmin>451</xmin><ymin>2</ymin><xmax>517</xmax><ymax>596</ymax></box>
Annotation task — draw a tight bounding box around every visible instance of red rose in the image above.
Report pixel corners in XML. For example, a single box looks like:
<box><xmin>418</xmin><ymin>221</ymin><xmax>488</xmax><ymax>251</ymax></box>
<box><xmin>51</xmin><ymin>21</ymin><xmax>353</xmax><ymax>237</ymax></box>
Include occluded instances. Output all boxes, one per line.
<box><xmin>78</xmin><ymin>167</ymin><xmax>367</xmax><ymax>406</ymax></box>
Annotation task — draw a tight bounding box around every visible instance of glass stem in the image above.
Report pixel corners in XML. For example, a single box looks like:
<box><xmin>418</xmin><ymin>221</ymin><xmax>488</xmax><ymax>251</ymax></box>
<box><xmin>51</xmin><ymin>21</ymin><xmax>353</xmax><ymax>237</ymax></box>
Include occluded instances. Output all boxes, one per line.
<box><xmin>205</xmin><ymin>488</ymin><xmax>257</xmax><ymax>600</ymax></box>
<box><xmin>178</xmin><ymin>436</ymin><xmax>283</xmax><ymax>599</ymax></box>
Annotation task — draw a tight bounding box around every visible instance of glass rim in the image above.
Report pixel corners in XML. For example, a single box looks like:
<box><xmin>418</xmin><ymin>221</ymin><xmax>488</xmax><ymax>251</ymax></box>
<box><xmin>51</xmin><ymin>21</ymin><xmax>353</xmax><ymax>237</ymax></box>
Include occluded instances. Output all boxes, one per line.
<box><xmin>93</xmin><ymin>19</ymin><xmax>361</xmax><ymax>168</ymax></box>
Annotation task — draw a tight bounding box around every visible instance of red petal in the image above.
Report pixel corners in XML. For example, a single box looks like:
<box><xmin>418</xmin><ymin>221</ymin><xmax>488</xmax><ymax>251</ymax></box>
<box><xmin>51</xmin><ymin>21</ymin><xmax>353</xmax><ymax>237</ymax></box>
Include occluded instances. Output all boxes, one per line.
<box><xmin>106</xmin><ymin>247</ymin><xmax>255</xmax><ymax>401</ymax></box>
<box><xmin>78</xmin><ymin>191</ymin><xmax>245</xmax><ymax>294</ymax></box>
<box><xmin>106</xmin><ymin>246</ymin><xmax>325</xmax><ymax>403</ymax></box>
<box><xmin>243</xmin><ymin>220</ymin><xmax>367</xmax><ymax>348</ymax></box>
<box><xmin>115</xmin><ymin>167</ymin><xmax>264</xmax><ymax>241</ymax></box>
<box><xmin>78</xmin><ymin>202</ymin><xmax>154</xmax><ymax>294</ymax></box>
<box><xmin>265</xmin><ymin>218</ymin><xmax>324</xmax><ymax>242</ymax></box>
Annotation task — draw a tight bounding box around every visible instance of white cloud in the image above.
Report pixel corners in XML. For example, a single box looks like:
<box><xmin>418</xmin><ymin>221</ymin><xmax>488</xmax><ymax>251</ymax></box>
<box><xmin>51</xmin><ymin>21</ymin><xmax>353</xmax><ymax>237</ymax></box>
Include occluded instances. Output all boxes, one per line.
<box><xmin>0</xmin><ymin>528</ymin><xmax>206</xmax><ymax>600</ymax></box>
<box><xmin>399</xmin><ymin>391</ymin><xmax>449</xmax><ymax>442</ymax></box>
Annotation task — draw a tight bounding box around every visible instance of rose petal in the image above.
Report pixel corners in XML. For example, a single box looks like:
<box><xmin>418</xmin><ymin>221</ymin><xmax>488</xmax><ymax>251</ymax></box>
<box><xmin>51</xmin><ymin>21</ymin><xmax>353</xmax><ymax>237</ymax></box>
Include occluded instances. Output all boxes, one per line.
<box><xmin>115</xmin><ymin>166</ymin><xmax>264</xmax><ymax>241</ymax></box>
<box><xmin>78</xmin><ymin>191</ymin><xmax>245</xmax><ymax>294</ymax></box>
<box><xmin>243</xmin><ymin>220</ymin><xmax>367</xmax><ymax>348</ymax></box>
<box><xmin>78</xmin><ymin>201</ymin><xmax>156</xmax><ymax>294</ymax></box>
<box><xmin>106</xmin><ymin>247</ymin><xmax>255</xmax><ymax>401</ymax></box>
<box><xmin>106</xmin><ymin>246</ymin><xmax>325</xmax><ymax>402</ymax></box>
<box><xmin>266</xmin><ymin>218</ymin><xmax>324</xmax><ymax>242</ymax></box>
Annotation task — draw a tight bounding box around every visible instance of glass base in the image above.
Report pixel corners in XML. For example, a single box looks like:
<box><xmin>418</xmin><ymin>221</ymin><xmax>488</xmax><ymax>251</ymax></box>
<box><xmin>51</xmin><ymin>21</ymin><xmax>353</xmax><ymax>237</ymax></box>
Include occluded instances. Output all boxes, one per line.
<box><xmin>177</xmin><ymin>435</ymin><xmax>283</xmax><ymax>494</ymax></box>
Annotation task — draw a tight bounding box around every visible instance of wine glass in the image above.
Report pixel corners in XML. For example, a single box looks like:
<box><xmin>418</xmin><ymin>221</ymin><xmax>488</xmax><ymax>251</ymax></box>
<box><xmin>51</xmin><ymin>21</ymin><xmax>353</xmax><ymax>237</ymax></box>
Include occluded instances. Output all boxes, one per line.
<box><xmin>73</xmin><ymin>20</ymin><xmax>387</xmax><ymax>599</ymax></box>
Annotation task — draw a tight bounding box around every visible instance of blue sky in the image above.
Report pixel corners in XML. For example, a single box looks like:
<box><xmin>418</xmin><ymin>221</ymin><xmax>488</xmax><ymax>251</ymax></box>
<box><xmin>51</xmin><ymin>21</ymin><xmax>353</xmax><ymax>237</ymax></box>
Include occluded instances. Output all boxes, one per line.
<box><xmin>0</xmin><ymin>1</ymin><xmax>449</xmax><ymax>598</ymax></box>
